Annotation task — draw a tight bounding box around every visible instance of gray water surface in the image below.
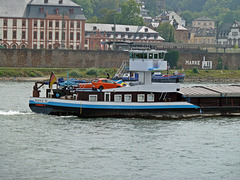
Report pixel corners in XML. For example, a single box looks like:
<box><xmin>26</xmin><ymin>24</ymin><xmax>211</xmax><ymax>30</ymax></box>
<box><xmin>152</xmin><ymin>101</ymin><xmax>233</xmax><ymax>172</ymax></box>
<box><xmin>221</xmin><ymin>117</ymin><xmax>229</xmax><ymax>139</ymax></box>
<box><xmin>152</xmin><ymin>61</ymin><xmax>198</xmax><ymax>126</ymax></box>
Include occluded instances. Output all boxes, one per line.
<box><xmin>0</xmin><ymin>81</ymin><xmax>240</xmax><ymax>180</ymax></box>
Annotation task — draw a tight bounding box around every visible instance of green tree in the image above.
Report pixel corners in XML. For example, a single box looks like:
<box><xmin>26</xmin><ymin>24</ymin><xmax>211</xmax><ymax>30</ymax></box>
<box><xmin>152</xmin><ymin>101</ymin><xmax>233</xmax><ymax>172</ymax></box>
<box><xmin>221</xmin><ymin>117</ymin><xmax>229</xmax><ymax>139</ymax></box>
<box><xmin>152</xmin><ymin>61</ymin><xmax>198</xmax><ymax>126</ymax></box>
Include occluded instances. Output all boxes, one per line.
<box><xmin>86</xmin><ymin>16</ymin><xmax>98</xmax><ymax>23</ymax></box>
<box><xmin>165</xmin><ymin>50</ymin><xmax>179</xmax><ymax>68</ymax></box>
<box><xmin>117</xmin><ymin>0</ymin><xmax>144</xmax><ymax>26</ymax></box>
<box><xmin>145</xmin><ymin>0</ymin><xmax>158</xmax><ymax>17</ymax></box>
<box><xmin>156</xmin><ymin>22</ymin><xmax>175</xmax><ymax>42</ymax></box>
<box><xmin>98</xmin><ymin>8</ymin><xmax>117</xmax><ymax>24</ymax></box>
<box><xmin>73</xmin><ymin>0</ymin><xmax>93</xmax><ymax>19</ymax></box>
<box><xmin>91</xmin><ymin>0</ymin><xmax>120</xmax><ymax>17</ymax></box>
<box><xmin>217</xmin><ymin>57</ymin><xmax>223</xmax><ymax>70</ymax></box>
<box><xmin>180</xmin><ymin>11</ymin><xmax>195</xmax><ymax>27</ymax></box>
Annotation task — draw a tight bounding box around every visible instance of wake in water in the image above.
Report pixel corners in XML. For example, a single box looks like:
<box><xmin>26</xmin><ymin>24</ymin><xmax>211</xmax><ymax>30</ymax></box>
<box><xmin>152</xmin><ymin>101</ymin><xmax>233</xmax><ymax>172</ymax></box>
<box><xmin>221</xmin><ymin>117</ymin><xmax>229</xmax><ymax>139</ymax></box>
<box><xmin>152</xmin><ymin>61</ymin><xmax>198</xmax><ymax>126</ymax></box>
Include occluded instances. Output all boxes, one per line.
<box><xmin>0</xmin><ymin>110</ymin><xmax>33</xmax><ymax>116</ymax></box>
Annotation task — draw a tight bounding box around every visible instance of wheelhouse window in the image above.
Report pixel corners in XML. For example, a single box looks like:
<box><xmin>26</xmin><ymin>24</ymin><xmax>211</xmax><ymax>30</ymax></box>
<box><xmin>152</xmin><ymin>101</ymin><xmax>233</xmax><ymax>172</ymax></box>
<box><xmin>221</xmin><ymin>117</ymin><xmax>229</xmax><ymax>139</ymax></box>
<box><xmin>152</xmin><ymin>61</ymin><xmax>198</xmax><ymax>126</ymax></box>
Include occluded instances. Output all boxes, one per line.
<box><xmin>149</xmin><ymin>53</ymin><xmax>153</xmax><ymax>59</ymax></box>
<box><xmin>89</xmin><ymin>95</ymin><xmax>97</xmax><ymax>102</ymax></box>
<box><xmin>124</xmin><ymin>94</ymin><xmax>132</xmax><ymax>102</ymax></box>
<box><xmin>137</xmin><ymin>94</ymin><xmax>145</xmax><ymax>102</ymax></box>
<box><xmin>114</xmin><ymin>95</ymin><xmax>122</xmax><ymax>102</ymax></box>
<box><xmin>147</xmin><ymin>94</ymin><xmax>154</xmax><ymax>102</ymax></box>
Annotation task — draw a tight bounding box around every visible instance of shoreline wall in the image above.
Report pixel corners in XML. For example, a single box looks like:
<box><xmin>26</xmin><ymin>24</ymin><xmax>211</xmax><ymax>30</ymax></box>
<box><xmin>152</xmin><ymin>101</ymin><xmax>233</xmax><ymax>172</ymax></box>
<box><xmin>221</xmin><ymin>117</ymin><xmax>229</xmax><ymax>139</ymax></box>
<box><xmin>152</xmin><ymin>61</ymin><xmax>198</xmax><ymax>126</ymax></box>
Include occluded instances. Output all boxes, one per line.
<box><xmin>0</xmin><ymin>49</ymin><xmax>240</xmax><ymax>70</ymax></box>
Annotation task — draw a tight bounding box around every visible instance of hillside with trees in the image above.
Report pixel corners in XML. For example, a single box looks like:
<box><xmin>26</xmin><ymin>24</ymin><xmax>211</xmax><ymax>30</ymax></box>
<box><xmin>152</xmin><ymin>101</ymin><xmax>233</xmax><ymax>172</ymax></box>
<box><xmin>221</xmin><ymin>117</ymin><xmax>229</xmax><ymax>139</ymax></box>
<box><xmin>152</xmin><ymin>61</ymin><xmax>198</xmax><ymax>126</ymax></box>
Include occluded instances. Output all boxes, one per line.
<box><xmin>165</xmin><ymin>0</ymin><xmax>240</xmax><ymax>27</ymax></box>
<box><xmin>73</xmin><ymin>0</ymin><xmax>240</xmax><ymax>27</ymax></box>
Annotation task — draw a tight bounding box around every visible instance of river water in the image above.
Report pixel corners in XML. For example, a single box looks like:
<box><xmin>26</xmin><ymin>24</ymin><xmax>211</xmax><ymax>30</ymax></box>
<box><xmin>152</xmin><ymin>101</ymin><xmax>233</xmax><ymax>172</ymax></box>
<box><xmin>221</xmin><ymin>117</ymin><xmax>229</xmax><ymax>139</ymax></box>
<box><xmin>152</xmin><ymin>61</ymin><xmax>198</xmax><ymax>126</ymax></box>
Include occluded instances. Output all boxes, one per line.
<box><xmin>0</xmin><ymin>81</ymin><xmax>240</xmax><ymax>180</ymax></box>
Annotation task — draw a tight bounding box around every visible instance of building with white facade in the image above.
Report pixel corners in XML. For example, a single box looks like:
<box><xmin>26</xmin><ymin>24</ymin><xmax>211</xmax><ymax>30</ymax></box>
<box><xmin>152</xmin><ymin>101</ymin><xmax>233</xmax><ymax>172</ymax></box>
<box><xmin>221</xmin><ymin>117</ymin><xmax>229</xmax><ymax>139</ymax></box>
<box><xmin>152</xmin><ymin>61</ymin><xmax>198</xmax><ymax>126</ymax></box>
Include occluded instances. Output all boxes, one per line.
<box><xmin>156</xmin><ymin>11</ymin><xmax>185</xmax><ymax>27</ymax></box>
<box><xmin>0</xmin><ymin>0</ymin><xmax>86</xmax><ymax>49</ymax></box>
<box><xmin>218</xmin><ymin>21</ymin><xmax>240</xmax><ymax>46</ymax></box>
<box><xmin>85</xmin><ymin>23</ymin><xmax>164</xmax><ymax>50</ymax></box>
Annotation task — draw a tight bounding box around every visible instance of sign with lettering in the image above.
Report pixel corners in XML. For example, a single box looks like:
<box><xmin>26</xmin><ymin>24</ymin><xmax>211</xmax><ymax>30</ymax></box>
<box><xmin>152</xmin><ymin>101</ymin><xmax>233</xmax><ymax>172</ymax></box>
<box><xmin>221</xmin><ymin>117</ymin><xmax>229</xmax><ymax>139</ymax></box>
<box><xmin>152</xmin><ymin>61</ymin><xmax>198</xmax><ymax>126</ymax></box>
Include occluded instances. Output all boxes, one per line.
<box><xmin>185</xmin><ymin>61</ymin><xmax>200</xmax><ymax>66</ymax></box>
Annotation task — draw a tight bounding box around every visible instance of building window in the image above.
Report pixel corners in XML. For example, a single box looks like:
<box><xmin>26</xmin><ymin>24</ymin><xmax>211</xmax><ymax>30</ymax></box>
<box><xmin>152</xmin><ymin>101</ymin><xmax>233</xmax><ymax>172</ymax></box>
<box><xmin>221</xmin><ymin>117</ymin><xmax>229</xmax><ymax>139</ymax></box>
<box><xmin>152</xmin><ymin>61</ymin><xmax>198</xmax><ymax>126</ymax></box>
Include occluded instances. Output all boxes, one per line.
<box><xmin>4</xmin><ymin>19</ymin><xmax>7</xmax><ymax>26</ymax></box>
<box><xmin>137</xmin><ymin>94</ymin><xmax>145</xmax><ymax>102</ymax></box>
<box><xmin>34</xmin><ymin>31</ymin><xmax>37</xmax><ymax>39</ymax></box>
<box><xmin>41</xmin><ymin>21</ymin><xmax>44</xmax><ymax>27</ymax></box>
<box><xmin>3</xmin><ymin>31</ymin><xmax>7</xmax><ymax>39</ymax></box>
<box><xmin>77</xmin><ymin>32</ymin><xmax>80</xmax><ymax>40</ymax></box>
<box><xmin>147</xmin><ymin>94</ymin><xmax>154</xmax><ymax>102</ymax></box>
<box><xmin>55</xmin><ymin>32</ymin><xmax>59</xmax><ymax>40</ymax></box>
<box><xmin>48</xmin><ymin>45</ymin><xmax>52</xmax><ymax>49</ymax></box>
<box><xmin>126</xmin><ymin>27</ymin><xmax>129</xmax><ymax>31</ymax></box>
<box><xmin>33</xmin><ymin>44</ymin><xmax>37</xmax><ymax>49</ymax></box>
<box><xmin>56</xmin><ymin>21</ymin><xmax>59</xmax><ymax>28</ymax></box>
<box><xmin>40</xmin><ymin>44</ymin><xmax>44</xmax><ymax>49</ymax></box>
<box><xmin>77</xmin><ymin>21</ymin><xmax>80</xmax><ymax>28</ymax></box>
<box><xmin>13</xmin><ymin>20</ymin><xmax>17</xmax><ymax>26</ymax></box>
<box><xmin>62</xmin><ymin>32</ymin><xmax>65</xmax><ymax>40</ymax></box>
<box><xmin>70</xmin><ymin>22</ymin><xmax>74</xmax><ymax>28</ymax></box>
<box><xmin>22</xmin><ymin>31</ymin><xmax>26</xmax><ymax>39</ymax></box>
<box><xmin>55</xmin><ymin>8</ymin><xmax>59</xmax><ymax>15</ymax></box>
<box><xmin>22</xmin><ymin>20</ymin><xmax>26</xmax><ymax>27</ymax></box>
<box><xmin>40</xmin><ymin>32</ymin><xmax>44</xmax><ymax>39</ymax></box>
<box><xmin>49</xmin><ymin>32</ymin><xmax>52</xmax><ymax>40</ymax></box>
<box><xmin>114</xmin><ymin>95</ymin><xmax>122</xmax><ymax>102</ymax></box>
<box><xmin>76</xmin><ymin>45</ymin><xmax>80</xmax><ymax>49</ymax></box>
<box><xmin>21</xmin><ymin>45</ymin><xmax>26</xmax><ymax>49</ymax></box>
<box><xmin>70</xmin><ymin>8</ymin><xmax>74</xmax><ymax>14</ymax></box>
<box><xmin>85</xmin><ymin>40</ymin><xmax>88</xmax><ymax>44</ymax></box>
<box><xmin>12</xmin><ymin>44</ymin><xmax>17</xmax><ymax>49</ymax></box>
<box><xmin>49</xmin><ymin>21</ymin><xmax>52</xmax><ymax>28</ymax></box>
<box><xmin>39</xmin><ymin>7</ymin><xmax>44</xmax><ymax>13</ymax></box>
<box><xmin>70</xmin><ymin>45</ymin><xmax>73</xmax><ymax>49</ymax></box>
<box><xmin>13</xmin><ymin>31</ymin><xmax>16</xmax><ymax>39</ymax></box>
<box><xmin>232</xmin><ymin>32</ymin><xmax>238</xmax><ymax>36</ymax></box>
<box><xmin>34</xmin><ymin>20</ymin><xmax>37</xmax><ymax>27</ymax></box>
<box><xmin>124</xmin><ymin>94</ymin><xmax>132</xmax><ymax>102</ymax></box>
<box><xmin>70</xmin><ymin>32</ymin><xmax>74</xmax><ymax>40</ymax></box>
<box><xmin>89</xmin><ymin>95</ymin><xmax>97</xmax><ymax>101</ymax></box>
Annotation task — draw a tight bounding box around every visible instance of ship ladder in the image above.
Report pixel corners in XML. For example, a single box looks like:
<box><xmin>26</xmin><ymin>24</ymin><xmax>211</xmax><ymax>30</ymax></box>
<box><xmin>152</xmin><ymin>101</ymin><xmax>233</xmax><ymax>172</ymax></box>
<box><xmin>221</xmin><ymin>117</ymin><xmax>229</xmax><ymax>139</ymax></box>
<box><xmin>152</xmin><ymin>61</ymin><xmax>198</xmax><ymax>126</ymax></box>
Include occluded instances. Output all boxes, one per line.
<box><xmin>114</xmin><ymin>60</ymin><xmax>128</xmax><ymax>78</ymax></box>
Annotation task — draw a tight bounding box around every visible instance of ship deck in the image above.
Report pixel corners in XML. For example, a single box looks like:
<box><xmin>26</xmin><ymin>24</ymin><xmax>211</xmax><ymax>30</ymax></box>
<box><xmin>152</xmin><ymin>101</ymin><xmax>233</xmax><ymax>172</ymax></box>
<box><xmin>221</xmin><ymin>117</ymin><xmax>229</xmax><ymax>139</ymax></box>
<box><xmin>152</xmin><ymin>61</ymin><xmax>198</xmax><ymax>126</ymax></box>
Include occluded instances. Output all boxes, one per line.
<box><xmin>179</xmin><ymin>85</ymin><xmax>240</xmax><ymax>97</ymax></box>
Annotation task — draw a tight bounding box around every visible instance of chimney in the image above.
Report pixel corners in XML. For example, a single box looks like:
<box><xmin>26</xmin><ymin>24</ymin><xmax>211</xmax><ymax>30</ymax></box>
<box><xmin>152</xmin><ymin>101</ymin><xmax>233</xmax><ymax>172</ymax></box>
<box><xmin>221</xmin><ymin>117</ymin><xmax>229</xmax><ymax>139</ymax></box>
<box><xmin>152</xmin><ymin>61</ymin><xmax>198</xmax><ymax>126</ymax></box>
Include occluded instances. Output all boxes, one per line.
<box><xmin>59</xmin><ymin>0</ymin><xmax>63</xmax><ymax>4</ymax></box>
<box><xmin>44</xmin><ymin>0</ymin><xmax>48</xmax><ymax>3</ymax></box>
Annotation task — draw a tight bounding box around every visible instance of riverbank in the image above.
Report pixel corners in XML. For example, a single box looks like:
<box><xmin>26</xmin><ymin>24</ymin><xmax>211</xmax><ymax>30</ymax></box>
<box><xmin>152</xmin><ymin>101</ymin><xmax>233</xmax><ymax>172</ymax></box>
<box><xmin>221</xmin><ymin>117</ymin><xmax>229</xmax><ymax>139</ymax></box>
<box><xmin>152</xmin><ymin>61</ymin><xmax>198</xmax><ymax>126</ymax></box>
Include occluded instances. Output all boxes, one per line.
<box><xmin>1</xmin><ymin>76</ymin><xmax>240</xmax><ymax>83</ymax></box>
<box><xmin>1</xmin><ymin>68</ymin><xmax>240</xmax><ymax>83</ymax></box>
